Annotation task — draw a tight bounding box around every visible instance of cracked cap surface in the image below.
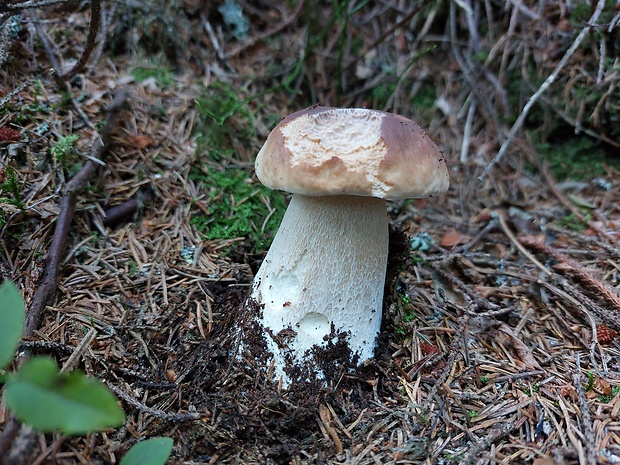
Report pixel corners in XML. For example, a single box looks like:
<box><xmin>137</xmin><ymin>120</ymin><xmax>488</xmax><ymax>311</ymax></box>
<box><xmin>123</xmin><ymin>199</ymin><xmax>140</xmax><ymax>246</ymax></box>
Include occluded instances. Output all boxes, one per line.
<box><xmin>255</xmin><ymin>106</ymin><xmax>450</xmax><ymax>200</ymax></box>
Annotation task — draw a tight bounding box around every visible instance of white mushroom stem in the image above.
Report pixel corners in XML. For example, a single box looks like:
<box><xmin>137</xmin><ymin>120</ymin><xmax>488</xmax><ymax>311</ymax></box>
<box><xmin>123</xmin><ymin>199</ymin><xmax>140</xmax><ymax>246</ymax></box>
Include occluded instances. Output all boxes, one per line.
<box><xmin>251</xmin><ymin>194</ymin><xmax>388</xmax><ymax>380</ymax></box>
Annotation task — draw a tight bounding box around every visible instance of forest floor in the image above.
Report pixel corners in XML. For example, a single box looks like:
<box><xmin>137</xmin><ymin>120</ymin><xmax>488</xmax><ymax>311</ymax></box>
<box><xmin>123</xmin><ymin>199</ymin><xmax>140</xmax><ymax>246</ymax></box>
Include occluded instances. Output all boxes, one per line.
<box><xmin>1</xmin><ymin>1</ymin><xmax>620</xmax><ymax>464</ymax></box>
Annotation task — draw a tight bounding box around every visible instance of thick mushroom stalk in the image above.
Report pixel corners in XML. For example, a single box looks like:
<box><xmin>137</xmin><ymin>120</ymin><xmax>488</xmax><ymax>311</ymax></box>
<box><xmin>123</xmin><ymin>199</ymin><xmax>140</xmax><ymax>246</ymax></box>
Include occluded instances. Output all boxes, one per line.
<box><xmin>249</xmin><ymin>106</ymin><xmax>450</xmax><ymax>385</ymax></box>
<box><xmin>252</xmin><ymin>194</ymin><xmax>387</xmax><ymax>379</ymax></box>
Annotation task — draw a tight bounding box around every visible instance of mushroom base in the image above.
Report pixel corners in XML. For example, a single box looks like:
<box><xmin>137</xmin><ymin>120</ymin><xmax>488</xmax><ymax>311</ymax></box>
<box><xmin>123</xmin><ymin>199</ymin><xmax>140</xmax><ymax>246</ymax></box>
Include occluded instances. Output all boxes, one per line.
<box><xmin>251</xmin><ymin>194</ymin><xmax>388</xmax><ymax>385</ymax></box>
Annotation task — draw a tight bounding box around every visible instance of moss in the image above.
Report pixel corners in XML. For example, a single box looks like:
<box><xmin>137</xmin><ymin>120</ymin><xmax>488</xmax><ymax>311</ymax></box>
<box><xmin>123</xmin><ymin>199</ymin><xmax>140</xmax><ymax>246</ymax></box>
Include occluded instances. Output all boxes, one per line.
<box><xmin>410</xmin><ymin>83</ymin><xmax>437</xmax><ymax>111</ymax></box>
<box><xmin>570</xmin><ymin>0</ymin><xmax>617</xmax><ymax>26</ymax></box>
<box><xmin>194</xmin><ymin>82</ymin><xmax>256</xmax><ymax>162</ymax></box>
<box><xmin>556</xmin><ymin>212</ymin><xmax>591</xmax><ymax>231</ymax></box>
<box><xmin>131</xmin><ymin>64</ymin><xmax>174</xmax><ymax>87</ymax></box>
<box><xmin>534</xmin><ymin>134</ymin><xmax>619</xmax><ymax>180</ymax></box>
<box><xmin>189</xmin><ymin>167</ymin><xmax>285</xmax><ymax>253</ymax></box>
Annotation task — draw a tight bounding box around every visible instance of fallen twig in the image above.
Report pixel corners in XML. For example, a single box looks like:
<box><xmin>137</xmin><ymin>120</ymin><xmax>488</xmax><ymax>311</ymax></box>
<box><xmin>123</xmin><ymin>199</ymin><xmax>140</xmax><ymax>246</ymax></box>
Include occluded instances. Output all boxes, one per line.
<box><xmin>496</xmin><ymin>212</ymin><xmax>551</xmax><ymax>277</ymax></box>
<box><xmin>520</xmin><ymin>235</ymin><xmax>620</xmax><ymax>315</ymax></box>
<box><xmin>106</xmin><ymin>383</ymin><xmax>202</xmax><ymax>422</ymax></box>
<box><xmin>102</xmin><ymin>186</ymin><xmax>155</xmax><ymax>229</ymax></box>
<box><xmin>59</xmin><ymin>328</ymin><xmax>96</xmax><ymax>373</ymax></box>
<box><xmin>318</xmin><ymin>404</ymin><xmax>343</xmax><ymax>455</ymax></box>
<box><xmin>572</xmin><ymin>355</ymin><xmax>597</xmax><ymax>465</ymax></box>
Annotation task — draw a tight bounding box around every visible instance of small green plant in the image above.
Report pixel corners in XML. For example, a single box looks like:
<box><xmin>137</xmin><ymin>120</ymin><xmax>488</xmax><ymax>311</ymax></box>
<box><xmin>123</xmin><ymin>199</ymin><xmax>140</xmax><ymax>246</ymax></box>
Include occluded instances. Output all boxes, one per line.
<box><xmin>4</xmin><ymin>357</ymin><xmax>125</xmax><ymax>434</ymax></box>
<box><xmin>520</xmin><ymin>383</ymin><xmax>540</xmax><ymax>397</ymax></box>
<box><xmin>189</xmin><ymin>166</ymin><xmax>285</xmax><ymax>252</ymax></box>
<box><xmin>0</xmin><ymin>101</ymin><xmax>51</xmax><ymax>124</ymax></box>
<box><xmin>0</xmin><ymin>281</ymin><xmax>173</xmax><ymax>463</ymax></box>
<box><xmin>51</xmin><ymin>134</ymin><xmax>80</xmax><ymax>170</ymax></box>
<box><xmin>127</xmin><ymin>260</ymin><xmax>138</xmax><ymax>277</ymax></box>
<box><xmin>131</xmin><ymin>65</ymin><xmax>174</xmax><ymax>87</ymax></box>
<box><xmin>0</xmin><ymin>166</ymin><xmax>25</xmax><ymax>209</ymax></box>
<box><xmin>480</xmin><ymin>375</ymin><xmax>489</xmax><ymax>385</ymax></box>
<box><xmin>411</xmin><ymin>255</ymin><xmax>428</xmax><ymax>265</ymax></box>
<box><xmin>398</xmin><ymin>293</ymin><xmax>417</xmax><ymax>323</ymax></box>
<box><xmin>0</xmin><ymin>282</ymin><xmax>23</xmax><ymax>369</ymax></box>
<box><xmin>468</xmin><ymin>410</ymin><xmax>479</xmax><ymax>419</ymax></box>
<box><xmin>120</xmin><ymin>437</ymin><xmax>173</xmax><ymax>465</ymax></box>
<box><xmin>402</xmin><ymin>311</ymin><xmax>416</xmax><ymax>324</ymax></box>
<box><xmin>395</xmin><ymin>293</ymin><xmax>416</xmax><ymax>338</ymax></box>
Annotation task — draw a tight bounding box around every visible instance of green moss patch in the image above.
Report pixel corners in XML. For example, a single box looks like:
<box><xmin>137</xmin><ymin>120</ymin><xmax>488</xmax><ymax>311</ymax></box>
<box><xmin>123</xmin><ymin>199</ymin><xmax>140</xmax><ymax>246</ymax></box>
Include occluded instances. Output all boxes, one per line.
<box><xmin>190</xmin><ymin>167</ymin><xmax>285</xmax><ymax>253</ymax></box>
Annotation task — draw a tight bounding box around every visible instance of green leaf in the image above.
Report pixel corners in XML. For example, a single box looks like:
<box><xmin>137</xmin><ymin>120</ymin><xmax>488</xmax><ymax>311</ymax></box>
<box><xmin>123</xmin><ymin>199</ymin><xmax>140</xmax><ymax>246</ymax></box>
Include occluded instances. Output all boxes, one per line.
<box><xmin>120</xmin><ymin>437</ymin><xmax>174</xmax><ymax>465</ymax></box>
<box><xmin>0</xmin><ymin>281</ymin><xmax>25</xmax><ymax>369</ymax></box>
<box><xmin>5</xmin><ymin>357</ymin><xmax>125</xmax><ymax>434</ymax></box>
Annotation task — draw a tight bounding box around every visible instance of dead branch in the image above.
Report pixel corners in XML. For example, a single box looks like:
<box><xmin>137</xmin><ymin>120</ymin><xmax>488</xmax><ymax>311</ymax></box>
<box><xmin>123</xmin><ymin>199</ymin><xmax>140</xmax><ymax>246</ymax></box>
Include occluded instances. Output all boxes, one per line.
<box><xmin>102</xmin><ymin>186</ymin><xmax>155</xmax><ymax>229</ymax></box>
<box><xmin>318</xmin><ymin>404</ymin><xmax>343</xmax><ymax>455</ymax></box>
<box><xmin>496</xmin><ymin>212</ymin><xmax>551</xmax><ymax>277</ymax></box>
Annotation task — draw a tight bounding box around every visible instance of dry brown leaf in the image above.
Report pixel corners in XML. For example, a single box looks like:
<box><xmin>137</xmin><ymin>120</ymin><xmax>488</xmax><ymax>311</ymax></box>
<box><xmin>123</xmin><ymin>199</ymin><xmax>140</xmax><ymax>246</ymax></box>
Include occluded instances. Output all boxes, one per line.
<box><xmin>439</xmin><ymin>227</ymin><xmax>464</xmax><ymax>248</ymax></box>
<box><xmin>420</xmin><ymin>342</ymin><xmax>440</xmax><ymax>356</ymax></box>
<box><xmin>129</xmin><ymin>134</ymin><xmax>155</xmax><ymax>150</ymax></box>
<box><xmin>594</xmin><ymin>377</ymin><xmax>612</xmax><ymax>396</ymax></box>
<box><xmin>499</xmin><ymin>324</ymin><xmax>543</xmax><ymax>371</ymax></box>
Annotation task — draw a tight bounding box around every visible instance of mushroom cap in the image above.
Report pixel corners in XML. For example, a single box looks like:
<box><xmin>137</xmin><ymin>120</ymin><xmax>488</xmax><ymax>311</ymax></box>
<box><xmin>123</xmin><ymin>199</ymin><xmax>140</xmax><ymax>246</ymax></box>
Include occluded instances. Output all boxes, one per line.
<box><xmin>255</xmin><ymin>106</ymin><xmax>450</xmax><ymax>200</ymax></box>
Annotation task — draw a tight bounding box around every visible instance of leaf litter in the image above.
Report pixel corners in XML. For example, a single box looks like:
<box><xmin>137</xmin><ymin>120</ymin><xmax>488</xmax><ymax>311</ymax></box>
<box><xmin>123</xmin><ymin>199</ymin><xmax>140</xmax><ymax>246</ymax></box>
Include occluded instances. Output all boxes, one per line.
<box><xmin>0</xmin><ymin>1</ymin><xmax>619</xmax><ymax>464</ymax></box>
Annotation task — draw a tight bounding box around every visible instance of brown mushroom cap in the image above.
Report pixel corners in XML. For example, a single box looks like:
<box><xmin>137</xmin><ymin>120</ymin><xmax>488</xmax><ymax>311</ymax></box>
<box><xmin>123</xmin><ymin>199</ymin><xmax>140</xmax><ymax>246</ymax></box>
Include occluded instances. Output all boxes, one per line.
<box><xmin>255</xmin><ymin>106</ymin><xmax>450</xmax><ymax>200</ymax></box>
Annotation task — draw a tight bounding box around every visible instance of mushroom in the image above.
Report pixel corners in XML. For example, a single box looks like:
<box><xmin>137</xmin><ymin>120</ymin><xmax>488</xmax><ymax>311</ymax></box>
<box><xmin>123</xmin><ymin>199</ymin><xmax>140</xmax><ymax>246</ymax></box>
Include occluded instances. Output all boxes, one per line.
<box><xmin>251</xmin><ymin>106</ymin><xmax>449</xmax><ymax>384</ymax></box>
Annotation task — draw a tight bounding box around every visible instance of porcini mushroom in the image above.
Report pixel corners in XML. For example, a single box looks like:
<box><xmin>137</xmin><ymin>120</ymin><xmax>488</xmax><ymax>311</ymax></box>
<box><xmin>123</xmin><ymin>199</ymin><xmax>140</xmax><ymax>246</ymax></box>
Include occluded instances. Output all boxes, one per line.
<box><xmin>251</xmin><ymin>106</ymin><xmax>449</xmax><ymax>384</ymax></box>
